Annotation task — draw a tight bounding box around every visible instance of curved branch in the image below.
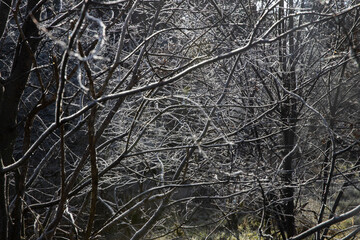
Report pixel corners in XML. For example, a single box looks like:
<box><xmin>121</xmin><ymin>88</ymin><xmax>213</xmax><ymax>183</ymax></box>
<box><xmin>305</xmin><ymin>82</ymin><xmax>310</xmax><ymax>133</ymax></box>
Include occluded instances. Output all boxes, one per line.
<box><xmin>289</xmin><ymin>205</ymin><xmax>360</xmax><ymax>240</ymax></box>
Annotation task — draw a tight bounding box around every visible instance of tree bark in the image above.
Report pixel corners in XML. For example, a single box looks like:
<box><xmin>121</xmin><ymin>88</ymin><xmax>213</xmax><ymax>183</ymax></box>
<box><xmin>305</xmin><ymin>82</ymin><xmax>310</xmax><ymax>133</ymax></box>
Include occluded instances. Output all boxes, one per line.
<box><xmin>0</xmin><ymin>0</ymin><xmax>42</xmax><ymax>239</ymax></box>
<box><xmin>279</xmin><ymin>0</ymin><xmax>296</xmax><ymax>237</ymax></box>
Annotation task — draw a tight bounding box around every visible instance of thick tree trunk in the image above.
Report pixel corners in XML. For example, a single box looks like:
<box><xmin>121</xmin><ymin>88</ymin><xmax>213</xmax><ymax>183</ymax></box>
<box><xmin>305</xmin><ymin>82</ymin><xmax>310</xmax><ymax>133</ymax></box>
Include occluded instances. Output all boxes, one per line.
<box><xmin>281</xmin><ymin>120</ymin><xmax>296</xmax><ymax>237</ymax></box>
<box><xmin>0</xmin><ymin>0</ymin><xmax>42</xmax><ymax>239</ymax></box>
<box><xmin>279</xmin><ymin>0</ymin><xmax>297</xmax><ymax>237</ymax></box>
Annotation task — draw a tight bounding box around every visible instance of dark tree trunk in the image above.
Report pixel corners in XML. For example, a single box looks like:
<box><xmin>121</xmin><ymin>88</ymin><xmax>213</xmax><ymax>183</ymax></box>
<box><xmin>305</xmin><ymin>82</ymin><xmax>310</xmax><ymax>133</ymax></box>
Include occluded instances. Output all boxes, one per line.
<box><xmin>0</xmin><ymin>0</ymin><xmax>42</xmax><ymax>239</ymax></box>
<box><xmin>279</xmin><ymin>0</ymin><xmax>297</xmax><ymax>237</ymax></box>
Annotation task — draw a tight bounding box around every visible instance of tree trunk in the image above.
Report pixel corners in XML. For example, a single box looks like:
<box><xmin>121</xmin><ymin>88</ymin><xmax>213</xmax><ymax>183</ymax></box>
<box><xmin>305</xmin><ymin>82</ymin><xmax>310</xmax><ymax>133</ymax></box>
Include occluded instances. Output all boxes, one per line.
<box><xmin>279</xmin><ymin>0</ymin><xmax>296</xmax><ymax>237</ymax></box>
<box><xmin>0</xmin><ymin>0</ymin><xmax>41</xmax><ymax>239</ymax></box>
